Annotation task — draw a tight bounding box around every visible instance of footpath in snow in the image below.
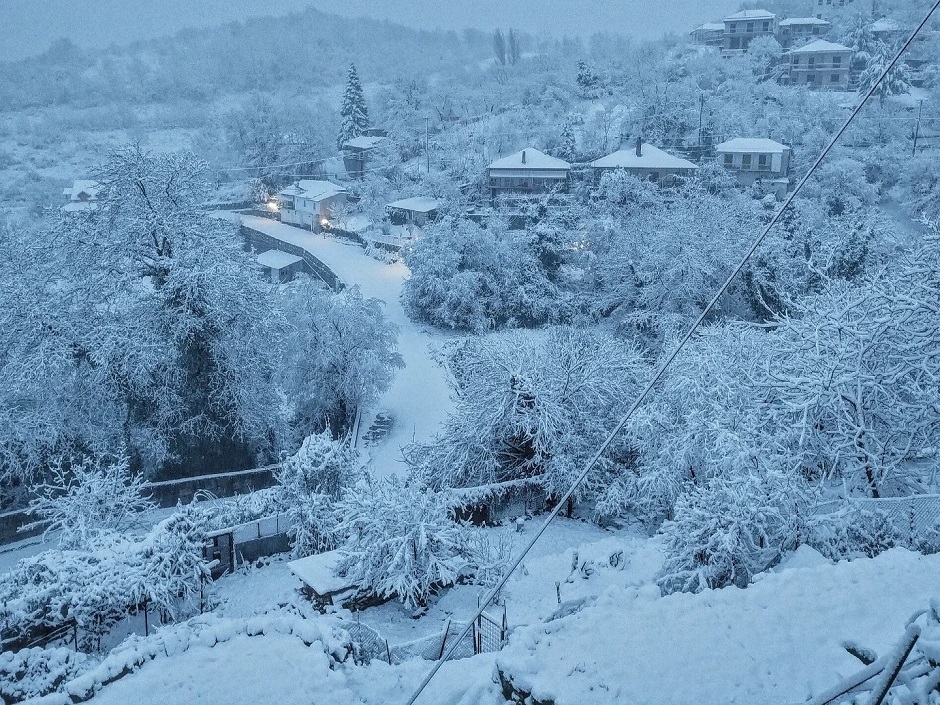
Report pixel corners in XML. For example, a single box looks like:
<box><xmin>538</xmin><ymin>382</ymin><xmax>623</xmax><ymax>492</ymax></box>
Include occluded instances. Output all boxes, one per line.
<box><xmin>232</xmin><ymin>214</ymin><xmax>453</xmax><ymax>478</ymax></box>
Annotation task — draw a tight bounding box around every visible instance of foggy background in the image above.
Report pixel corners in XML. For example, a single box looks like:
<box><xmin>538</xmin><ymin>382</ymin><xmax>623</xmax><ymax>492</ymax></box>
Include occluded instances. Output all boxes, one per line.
<box><xmin>0</xmin><ymin>0</ymin><xmax>743</xmax><ymax>61</ymax></box>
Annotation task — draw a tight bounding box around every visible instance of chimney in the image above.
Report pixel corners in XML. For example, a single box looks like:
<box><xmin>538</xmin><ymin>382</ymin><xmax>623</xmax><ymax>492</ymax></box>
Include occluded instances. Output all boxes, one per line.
<box><xmin>635</xmin><ymin>137</ymin><xmax>643</xmax><ymax>157</ymax></box>
<box><xmin>522</xmin><ymin>149</ymin><xmax>526</xmax><ymax>164</ymax></box>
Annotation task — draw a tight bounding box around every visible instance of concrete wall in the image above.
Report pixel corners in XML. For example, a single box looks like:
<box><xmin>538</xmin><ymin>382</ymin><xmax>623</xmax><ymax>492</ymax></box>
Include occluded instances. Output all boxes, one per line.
<box><xmin>242</xmin><ymin>225</ymin><xmax>345</xmax><ymax>292</ymax></box>
<box><xmin>235</xmin><ymin>533</ymin><xmax>291</xmax><ymax>563</ymax></box>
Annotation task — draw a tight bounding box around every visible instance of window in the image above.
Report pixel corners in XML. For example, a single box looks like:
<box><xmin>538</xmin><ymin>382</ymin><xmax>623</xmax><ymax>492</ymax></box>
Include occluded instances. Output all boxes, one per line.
<box><xmin>742</xmin><ymin>154</ymin><xmax>752</xmax><ymax>169</ymax></box>
<box><xmin>792</xmin><ymin>55</ymin><xmax>800</xmax><ymax>65</ymax></box>
<box><xmin>729</xmin><ymin>22</ymin><xmax>737</xmax><ymax>33</ymax></box>
<box><xmin>758</xmin><ymin>154</ymin><xmax>768</xmax><ymax>169</ymax></box>
<box><xmin>806</xmin><ymin>73</ymin><xmax>816</xmax><ymax>84</ymax></box>
<box><xmin>730</xmin><ymin>36</ymin><xmax>741</xmax><ymax>49</ymax></box>
<box><xmin>724</xmin><ymin>153</ymin><xmax>734</xmax><ymax>167</ymax></box>
<box><xmin>832</xmin><ymin>55</ymin><xmax>842</xmax><ymax>67</ymax></box>
<box><xmin>746</xmin><ymin>22</ymin><xmax>754</xmax><ymax>32</ymax></box>
<box><xmin>808</xmin><ymin>56</ymin><xmax>815</xmax><ymax>66</ymax></box>
<box><xmin>831</xmin><ymin>73</ymin><xmax>840</xmax><ymax>82</ymax></box>
<box><xmin>762</xmin><ymin>21</ymin><xmax>770</xmax><ymax>31</ymax></box>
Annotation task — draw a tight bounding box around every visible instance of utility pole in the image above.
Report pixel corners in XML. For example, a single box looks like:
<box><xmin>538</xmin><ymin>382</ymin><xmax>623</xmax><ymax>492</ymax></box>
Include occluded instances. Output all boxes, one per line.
<box><xmin>698</xmin><ymin>93</ymin><xmax>705</xmax><ymax>146</ymax></box>
<box><xmin>425</xmin><ymin>117</ymin><xmax>430</xmax><ymax>174</ymax></box>
<box><xmin>912</xmin><ymin>99</ymin><xmax>924</xmax><ymax>157</ymax></box>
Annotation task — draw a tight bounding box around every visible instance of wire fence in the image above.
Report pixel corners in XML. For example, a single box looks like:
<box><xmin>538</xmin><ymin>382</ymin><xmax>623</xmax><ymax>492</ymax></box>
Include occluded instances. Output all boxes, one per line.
<box><xmin>815</xmin><ymin>494</ymin><xmax>940</xmax><ymax>544</ymax></box>
<box><xmin>345</xmin><ymin>609</ymin><xmax>507</xmax><ymax>665</ymax></box>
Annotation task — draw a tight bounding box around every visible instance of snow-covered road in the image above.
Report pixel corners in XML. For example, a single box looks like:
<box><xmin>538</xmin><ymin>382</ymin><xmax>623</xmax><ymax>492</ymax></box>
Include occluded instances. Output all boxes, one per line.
<box><xmin>234</xmin><ymin>214</ymin><xmax>453</xmax><ymax>477</ymax></box>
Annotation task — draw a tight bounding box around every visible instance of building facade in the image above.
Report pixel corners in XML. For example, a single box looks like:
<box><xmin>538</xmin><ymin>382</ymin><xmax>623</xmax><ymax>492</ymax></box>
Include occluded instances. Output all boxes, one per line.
<box><xmin>487</xmin><ymin>148</ymin><xmax>571</xmax><ymax>201</ymax></box>
<box><xmin>591</xmin><ymin>139</ymin><xmax>698</xmax><ymax>186</ymax></box>
<box><xmin>777</xmin><ymin>17</ymin><xmax>831</xmax><ymax>48</ymax></box>
<box><xmin>715</xmin><ymin>137</ymin><xmax>792</xmax><ymax>198</ymax></box>
<box><xmin>277</xmin><ymin>180</ymin><xmax>348</xmax><ymax>231</ymax></box>
<box><xmin>786</xmin><ymin>40</ymin><xmax>854</xmax><ymax>90</ymax></box>
<box><xmin>722</xmin><ymin>9</ymin><xmax>778</xmax><ymax>54</ymax></box>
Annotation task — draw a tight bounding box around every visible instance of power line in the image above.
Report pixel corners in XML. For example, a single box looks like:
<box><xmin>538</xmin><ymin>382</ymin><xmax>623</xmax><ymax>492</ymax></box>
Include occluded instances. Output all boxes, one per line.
<box><xmin>401</xmin><ymin>3</ymin><xmax>940</xmax><ymax>704</ymax></box>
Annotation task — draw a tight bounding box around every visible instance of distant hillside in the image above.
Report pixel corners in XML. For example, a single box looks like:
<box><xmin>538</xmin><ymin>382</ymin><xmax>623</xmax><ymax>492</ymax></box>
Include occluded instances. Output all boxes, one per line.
<box><xmin>0</xmin><ymin>7</ymin><xmax>494</xmax><ymax>110</ymax></box>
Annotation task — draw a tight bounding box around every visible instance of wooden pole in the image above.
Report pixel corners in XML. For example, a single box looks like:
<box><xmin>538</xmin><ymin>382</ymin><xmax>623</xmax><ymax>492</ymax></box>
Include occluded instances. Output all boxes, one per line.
<box><xmin>912</xmin><ymin>99</ymin><xmax>924</xmax><ymax>157</ymax></box>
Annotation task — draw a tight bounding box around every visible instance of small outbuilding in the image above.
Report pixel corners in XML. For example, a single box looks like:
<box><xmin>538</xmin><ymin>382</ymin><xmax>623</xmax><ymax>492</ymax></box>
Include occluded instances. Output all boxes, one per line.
<box><xmin>343</xmin><ymin>135</ymin><xmax>388</xmax><ymax>179</ymax></box>
<box><xmin>591</xmin><ymin>139</ymin><xmax>698</xmax><ymax>186</ymax></box>
<box><xmin>257</xmin><ymin>249</ymin><xmax>305</xmax><ymax>283</ymax></box>
<box><xmin>288</xmin><ymin>550</ymin><xmax>358</xmax><ymax>608</ymax></box>
<box><xmin>386</xmin><ymin>196</ymin><xmax>442</xmax><ymax>227</ymax></box>
<box><xmin>62</xmin><ymin>179</ymin><xmax>101</xmax><ymax>212</ymax></box>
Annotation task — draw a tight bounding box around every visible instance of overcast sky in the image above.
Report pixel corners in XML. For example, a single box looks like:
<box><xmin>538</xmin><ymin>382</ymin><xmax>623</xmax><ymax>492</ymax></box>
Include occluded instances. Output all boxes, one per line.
<box><xmin>0</xmin><ymin>0</ymin><xmax>743</xmax><ymax>61</ymax></box>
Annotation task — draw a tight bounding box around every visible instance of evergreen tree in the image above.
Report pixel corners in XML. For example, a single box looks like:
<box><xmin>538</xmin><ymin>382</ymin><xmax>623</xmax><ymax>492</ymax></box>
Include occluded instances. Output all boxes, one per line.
<box><xmin>576</xmin><ymin>60</ymin><xmax>600</xmax><ymax>98</ymax></box>
<box><xmin>507</xmin><ymin>29</ymin><xmax>521</xmax><ymax>66</ymax></box>
<box><xmin>337</xmin><ymin>64</ymin><xmax>370</xmax><ymax>149</ymax></box>
<box><xmin>493</xmin><ymin>29</ymin><xmax>507</xmax><ymax>66</ymax></box>
<box><xmin>558</xmin><ymin>119</ymin><xmax>577</xmax><ymax>162</ymax></box>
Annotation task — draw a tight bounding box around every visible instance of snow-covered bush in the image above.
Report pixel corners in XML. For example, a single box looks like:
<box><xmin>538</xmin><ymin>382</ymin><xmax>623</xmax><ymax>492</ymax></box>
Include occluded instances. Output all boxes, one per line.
<box><xmin>402</xmin><ymin>216</ymin><xmax>564</xmax><ymax>332</ymax></box>
<box><xmin>336</xmin><ymin>477</ymin><xmax>467</xmax><ymax>608</ymax></box>
<box><xmin>275</xmin><ymin>431</ymin><xmax>362</xmax><ymax>557</ymax></box>
<box><xmin>24</xmin><ymin>455</ymin><xmax>155</xmax><ymax>549</ymax></box>
<box><xmin>411</xmin><ymin>327</ymin><xmax>645</xmax><ymax>497</ymax></box>
<box><xmin>0</xmin><ymin>646</ymin><xmax>89</xmax><ymax>703</ymax></box>
<box><xmin>657</xmin><ymin>473</ymin><xmax>812</xmax><ymax>594</ymax></box>
<box><xmin>810</xmin><ymin>506</ymin><xmax>903</xmax><ymax>561</ymax></box>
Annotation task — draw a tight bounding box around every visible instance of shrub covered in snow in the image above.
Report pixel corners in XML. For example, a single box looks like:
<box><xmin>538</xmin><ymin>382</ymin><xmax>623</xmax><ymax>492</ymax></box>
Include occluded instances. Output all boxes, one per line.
<box><xmin>336</xmin><ymin>477</ymin><xmax>467</xmax><ymax>608</ymax></box>
<box><xmin>0</xmin><ymin>646</ymin><xmax>89</xmax><ymax>703</ymax></box>
<box><xmin>657</xmin><ymin>473</ymin><xmax>812</xmax><ymax>594</ymax></box>
<box><xmin>809</xmin><ymin>505</ymin><xmax>904</xmax><ymax>561</ymax></box>
<box><xmin>275</xmin><ymin>431</ymin><xmax>363</xmax><ymax>557</ymax></box>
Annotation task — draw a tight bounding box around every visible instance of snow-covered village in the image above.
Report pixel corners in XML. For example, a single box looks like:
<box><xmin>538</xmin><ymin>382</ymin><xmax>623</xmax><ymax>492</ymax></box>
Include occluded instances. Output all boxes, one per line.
<box><xmin>1</xmin><ymin>0</ymin><xmax>940</xmax><ymax>702</ymax></box>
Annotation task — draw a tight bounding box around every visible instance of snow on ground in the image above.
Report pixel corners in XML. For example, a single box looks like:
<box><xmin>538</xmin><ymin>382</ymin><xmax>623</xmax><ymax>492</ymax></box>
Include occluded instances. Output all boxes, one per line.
<box><xmin>497</xmin><ymin>547</ymin><xmax>940</xmax><ymax>705</ymax></box>
<box><xmin>232</xmin><ymin>214</ymin><xmax>454</xmax><ymax>478</ymax></box>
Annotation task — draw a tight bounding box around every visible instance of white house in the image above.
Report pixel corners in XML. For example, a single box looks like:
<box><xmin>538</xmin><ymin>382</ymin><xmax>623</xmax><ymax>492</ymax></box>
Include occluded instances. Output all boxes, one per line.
<box><xmin>786</xmin><ymin>39</ymin><xmax>854</xmax><ymax>90</ymax></box>
<box><xmin>691</xmin><ymin>22</ymin><xmax>725</xmax><ymax>47</ymax></box>
<box><xmin>715</xmin><ymin>138</ymin><xmax>792</xmax><ymax>198</ymax></box>
<box><xmin>814</xmin><ymin>0</ymin><xmax>858</xmax><ymax>21</ymax></box>
<box><xmin>277</xmin><ymin>180</ymin><xmax>348</xmax><ymax>231</ymax></box>
<box><xmin>62</xmin><ymin>179</ymin><xmax>101</xmax><ymax>212</ymax></box>
<box><xmin>487</xmin><ymin>148</ymin><xmax>570</xmax><ymax>201</ymax></box>
<box><xmin>777</xmin><ymin>17</ymin><xmax>830</xmax><ymax>48</ymax></box>
<box><xmin>722</xmin><ymin>9</ymin><xmax>778</xmax><ymax>54</ymax></box>
<box><xmin>591</xmin><ymin>139</ymin><xmax>698</xmax><ymax>185</ymax></box>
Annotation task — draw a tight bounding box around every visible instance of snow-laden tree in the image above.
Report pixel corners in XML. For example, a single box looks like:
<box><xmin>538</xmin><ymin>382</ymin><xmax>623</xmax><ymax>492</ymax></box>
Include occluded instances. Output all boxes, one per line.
<box><xmin>767</xmin><ymin>267</ymin><xmax>940</xmax><ymax>498</ymax></box>
<box><xmin>556</xmin><ymin>119</ymin><xmax>577</xmax><ymax>162</ymax></box>
<box><xmin>24</xmin><ymin>455</ymin><xmax>155</xmax><ymax>549</ymax></box>
<box><xmin>411</xmin><ymin>327</ymin><xmax>646</xmax><ymax>499</ymax></box>
<box><xmin>279</xmin><ymin>284</ymin><xmax>403</xmax><ymax>439</ymax></box>
<box><xmin>493</xmin><ymin>30</ymin><xmax>507</xmax><ymax>66</ymax></box>
<box><xmin>402</xmin><ymin>216</ymin><xmax>565</xmax><ymax>332</ymax></box>
<box><xmin>337</xmin><ymin>64</ymin><xmax>370</xmax><ymax>149</ymax></box>
<box><xmin>657</xmin><ymin>471</ymin><xmax>813</xmax><ymax>594</ymax></box>
<box><xmin>275</xmin><ymin>431</ymin><xmax>362</xmax><ymax>557</ymax></box>
<box><xmin>336</xmin><ymin>477</ymin><xmax>466</xmax><ymax>608</ymax></box>
<box><xmin>0</xmin><ymin>146</ymin><xmax>286</xmax><ymax>480</ymax></box>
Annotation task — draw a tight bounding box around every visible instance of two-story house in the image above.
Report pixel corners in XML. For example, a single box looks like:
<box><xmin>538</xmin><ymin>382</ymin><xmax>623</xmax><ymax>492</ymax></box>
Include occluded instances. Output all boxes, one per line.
<box><xmin>723</xmin><ymin>10</ymin><xmax>778</xmax><ymax>54</ymax></box>
<box><xmin>277</xmin><ymin>180</ymin><xmax>348</xmax><ymax>231</ymax></box>
<box><xmin>591</xmin><ymin>139</ymin><xmax>698</xmax><ymax>186</ymax></box>
<box><xmin>62</xmin><ymin>180</ymin><xmax>101</xmax><ymax>212</ymax></box>
<box><xmin>487</xmin><ymin>148</ymin><xmax>571</xmax><ymax>201</ymax></box>
<box><xmin>776</xmin><ymin>17</ymin><xmax>831</xmax><ymax>48</ymax></box>
<box><xmin>814</xmin><ymin>0</ymin><xmax>858</xmax><ymax>21</ymax></box>
<box><xmin>787</xmin><ymin>40</ymin><xmax>854</xmax><ymax>90</ymax></box>
<box><xmin>691</xmin><ymin>23</ymin><xmax>725</xmax><ymax>48</ymax></box>
<box><xmin>715</xmin><ymin>138</ymin><xmax>792</xmax><ymax>198</ymax></box>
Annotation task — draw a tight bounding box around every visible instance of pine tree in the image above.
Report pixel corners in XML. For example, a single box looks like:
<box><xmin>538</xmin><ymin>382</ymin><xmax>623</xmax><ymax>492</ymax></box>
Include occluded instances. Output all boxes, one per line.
<box><xmin>576</xmin><ymin>60</ymin><xmax>600</xmax><ymax>98</ymax></box>
<box><xmin>338</xmin><ymin>64</ymin><xmax>370</xmax><ymax>149</ymax></box>
<box><xmin>558</xmin><ymin>120</ymin><xmax>577</xmax><ymax>162</ymax></box>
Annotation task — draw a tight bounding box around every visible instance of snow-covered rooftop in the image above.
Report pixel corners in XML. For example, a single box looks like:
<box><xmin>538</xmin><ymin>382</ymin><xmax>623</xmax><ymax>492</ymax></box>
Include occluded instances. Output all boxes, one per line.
<box><xmin>716</xmin><ymin>138</ymin><xmax>789</xmax><ymax>154</ymax></box>
<box><xmin>779</xmin><ymin>16</ymin><xmax>830</xmax><ymax>26</ymax></box>
<box><xmin>63</xmin><ymin>179</ymin><xmax>101</xmax><ymax>202</ymax></box>
<box><xmin>386</xmin><ymin>196</ymin><xmax>442</xmax><ymax>213</ymax></box>
<box><xmin>723</xmin><ymin>9</ymin><xmax>776</xmax><ymax>21</ymax></box>
<box><xmin>693</xmin><ymin>22</ymin><xmax>725</xmax><ymax>31</ymax></box>
<box><xmin>488</xmin><ymin>148</ymin><xmax>570</xmax><ymax>171</ymax></box>
<box><xmin>278</xmin><ymin>180</ymin><xmax>346</xmax><ymax>202</ymax></box>
<box><xmin>256</xmin><ymin>250</ymin><xmax>303</xmax><ymax>270</ymax></box>
<box><xmin>791</xmin><ymin>39</ymin><xmax>853</xmax><ymax>53</ymax></box>
<box><xmin>342</xmin><ymin>135</ymin><xmax>386</xmax><ymax>150</ymax></box>
<box><xmin>869</xmin><ymin>18</ymin><xmax>903</xmax><ymax>33</ymax></box>
<box><xmin>591</xmin><ymin>143</ymin><xmax>698</xmax><ymax>171</ymax></box>
<box><xmin>288</xmin><ymin>550</ymin><xmax>355</xmax><ymax>595</ymax></box>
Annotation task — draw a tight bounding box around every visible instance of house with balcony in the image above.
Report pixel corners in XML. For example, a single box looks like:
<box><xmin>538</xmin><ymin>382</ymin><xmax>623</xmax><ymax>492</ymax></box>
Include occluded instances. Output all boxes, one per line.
<box><xmin>777</xmin><ymin>17</ymin><xmax>831</xmax><ymax>48</ymax></box>
<box><xmin>691</xmin><ymin>22</ymin><xmax>725</xmax><ymax>48</ymax></box>
<box><xmin>591</xmin><ymin>139</ymin><xmax>698</xmax><ymax>186</ymax></box>
<box><xmin>487</xmin><ymin>148</ymin><xmax>570</xmax><ymax>202</ymax></box>
<box><xmin>277</xmin><ymin>180</ymin><xmax>348</xmax><ymax>231</ymax></box>
<box><xmin>722</xmin><ymin>9</ymin><xmax>778</xmax><ymax>54</ymax></box>
<box><xmin>786</xmin><ymin>40</ymin><xmax>854</xmax><ymax>90</ymax></box>
<box><xmin>715</xmin><ymin>138</ymin><xmax>791</xmax><ymax>198</ymax></box>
